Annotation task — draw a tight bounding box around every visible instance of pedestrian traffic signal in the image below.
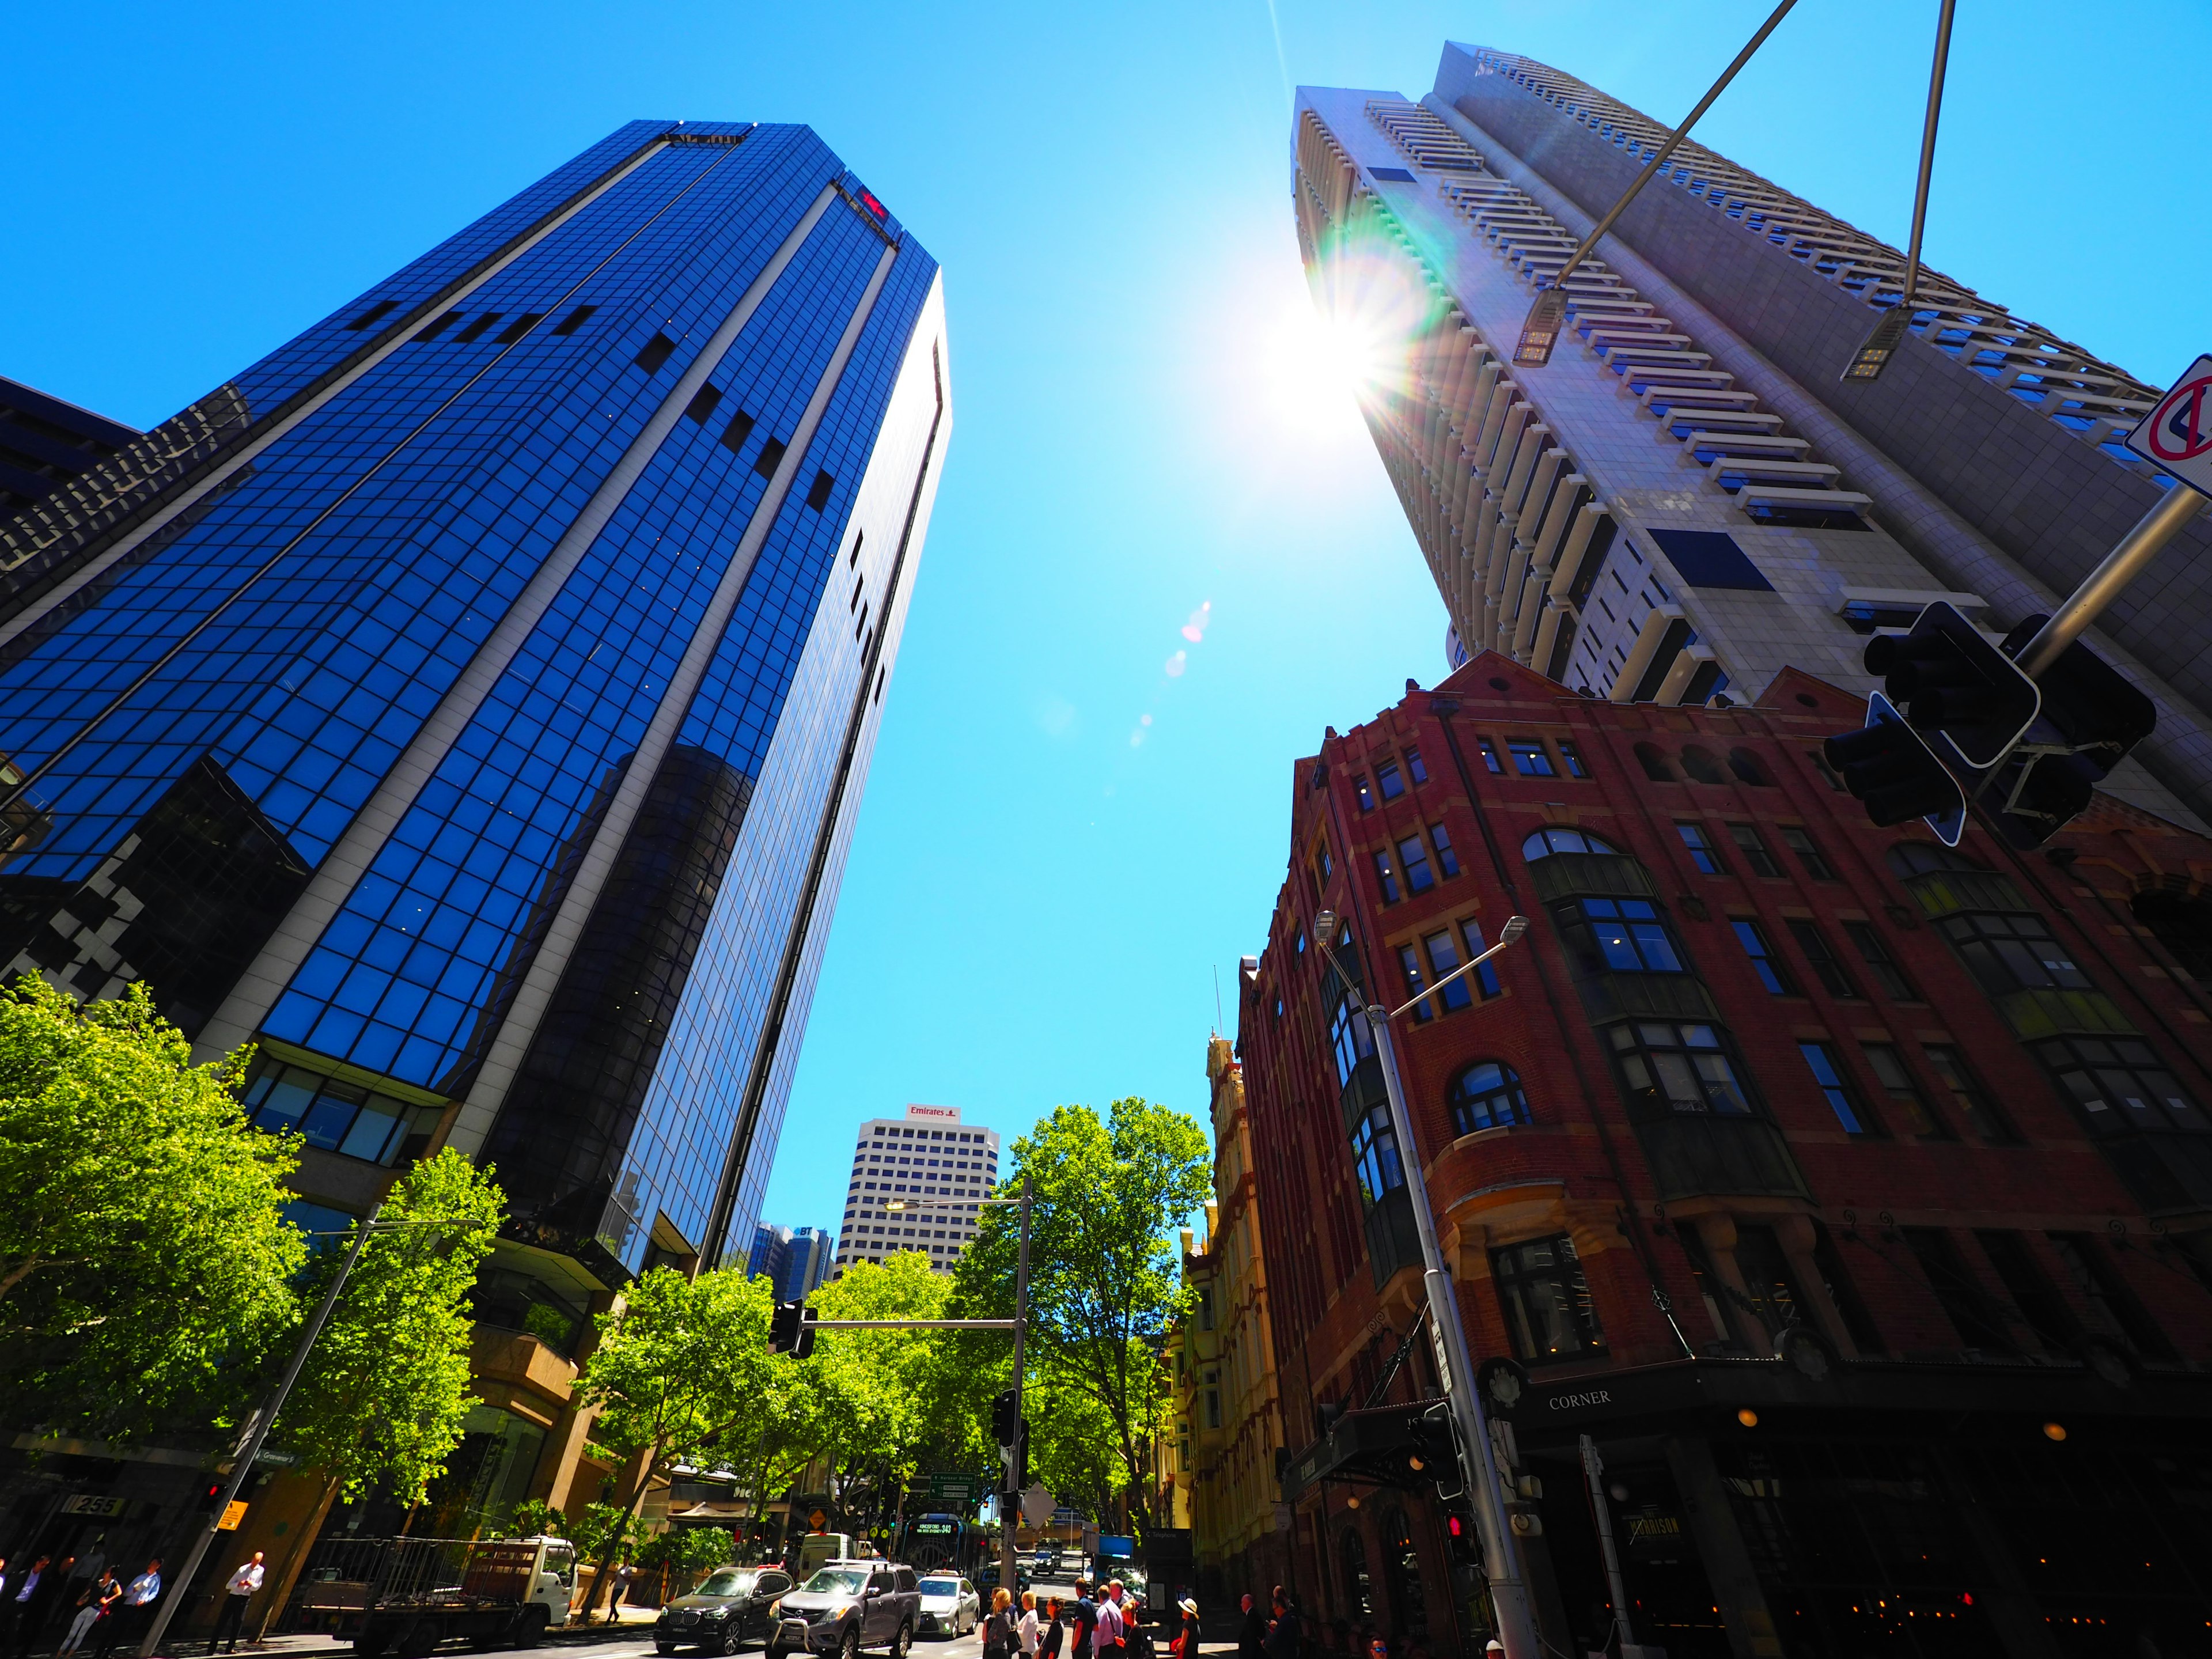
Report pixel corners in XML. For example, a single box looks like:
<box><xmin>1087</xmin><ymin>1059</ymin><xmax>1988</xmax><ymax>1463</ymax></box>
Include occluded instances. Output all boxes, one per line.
<box><xmin>990</xmin><ymin>1388</ymin><xmax>1019</xmax><ymax>1446</ymax></box>
<box><xmin>1003</xmin><ymin>1418</ymin><xmax>1031</xmax><ymax>1490</ymax></box>
<box><xmin>768</xmin><ymin>1301</ymin><xmax>817</xmax><ymax>1357</ymax></box>
<box><xmin>199</xmin><ymin>1479</ymin><xmax>226</xmax><ymax>1513</ymax></box>
<box><xmin>1442</xmin><ymin>1508</ymin><xmax>1482</xmax><ymax>1567</ymax></box>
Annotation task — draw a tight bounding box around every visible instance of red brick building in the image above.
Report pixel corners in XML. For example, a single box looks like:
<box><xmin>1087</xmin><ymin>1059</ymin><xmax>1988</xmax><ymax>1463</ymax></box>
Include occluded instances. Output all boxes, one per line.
<box><xmin>1235</xmin><ymin>650</ymin><xmax>2212</xmax><ymax>1659</ymax></box>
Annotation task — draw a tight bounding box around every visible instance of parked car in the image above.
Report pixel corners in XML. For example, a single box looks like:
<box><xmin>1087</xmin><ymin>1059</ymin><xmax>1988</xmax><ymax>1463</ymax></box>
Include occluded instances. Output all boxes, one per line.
<box><xmin>657</xmin><ymin>1566</ymin><xmax>795</xmax><ymax>1656</ymax></box>
<box><xmin>914</xmin><ymin>1576</ymin><xmax>978</xmax><ymax>1639</ymax></box>
<box><xmin>769</xmin><ymin>1561</ymin><xmax>918</xmax><ymax>1659</ymax></box>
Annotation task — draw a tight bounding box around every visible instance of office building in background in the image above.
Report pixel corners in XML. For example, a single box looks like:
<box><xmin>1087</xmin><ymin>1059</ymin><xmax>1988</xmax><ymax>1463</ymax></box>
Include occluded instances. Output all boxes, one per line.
<box><xmin>0</xmin><ymin>119</ymin><xmax>949</xmax><ymax>1544</ymax></box>
<box><xmin>0</xmin><ymin>376</ymin><xmax>138</xmax><ymax>517</ymax></box>
<box><xmin>1294</xmin><ymin>46</ymin><xmax>2212</xmax><ymax>832</ymax></box>
<box><xmin>838</xmin><ymin>1104</ymin><xmax>998</xmax><ymax>1275</ymax></box>
<box><xmin>749</xmin><ymin>1221</ymin><xmax>834</xmax><ymax>1301</ymax></box>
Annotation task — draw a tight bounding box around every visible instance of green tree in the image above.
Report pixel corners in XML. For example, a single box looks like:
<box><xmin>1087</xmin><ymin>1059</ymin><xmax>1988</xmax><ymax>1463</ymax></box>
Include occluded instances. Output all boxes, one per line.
<box><xmin>0</xmin><ymin>976</ymin><xmax>305</xmax><ymax>1434</ymax></box>
<box><xmin>279</xmin><ymin>1148</ymin><xmax>505</xmax><ymax>1505</ymax></box>
<box><xmin>949</xmin><ymin>1099</ymin><xmax>1209</xmax><ymax>1534</ymax></box>
<box><xmin>571</xmin><ymin>1267</ymin><xmax>781</xmax><ymax>1616</ymax></box>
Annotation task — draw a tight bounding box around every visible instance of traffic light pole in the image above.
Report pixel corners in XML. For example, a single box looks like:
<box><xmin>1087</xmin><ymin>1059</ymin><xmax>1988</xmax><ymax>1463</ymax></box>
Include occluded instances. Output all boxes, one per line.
<box><xmin>2014</xmin><ymin>481</ymin><xmax>2206</xmax><ymax>678</ymax></box>
<box><xmin>1001</xmin><ymin>1173</ymin><xmax>1032</xmax><ymax>1601</ymax></box>
<box><xmin>140</xmin><ymin>1204</ymin><xmax>384</xmax><ymax>1658</ymax></box>
<box><xmin>1315</xmin><ymin>926</ymin><xmax>1539</xmax><ymax>1659</ymax></box>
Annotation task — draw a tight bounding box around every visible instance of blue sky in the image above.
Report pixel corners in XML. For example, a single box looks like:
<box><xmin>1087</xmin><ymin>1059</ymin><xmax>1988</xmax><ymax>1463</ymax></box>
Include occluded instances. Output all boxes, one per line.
<box><xmin>7</xmin><ymin>2</ymin><xmax>2207</xmax><ymax>1244</ymax></box>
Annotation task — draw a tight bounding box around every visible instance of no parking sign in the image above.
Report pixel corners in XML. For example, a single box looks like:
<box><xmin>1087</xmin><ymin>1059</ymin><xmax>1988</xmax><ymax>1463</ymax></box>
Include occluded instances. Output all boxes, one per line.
<box><xmin>2127</xmin><ymin>353</ymin><xmax>2212</xmax><ymax>499</ymax></box>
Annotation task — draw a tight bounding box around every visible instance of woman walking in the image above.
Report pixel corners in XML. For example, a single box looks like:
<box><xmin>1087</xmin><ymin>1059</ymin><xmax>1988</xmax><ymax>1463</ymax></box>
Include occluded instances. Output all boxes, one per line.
<box><xmin>1040</xmin><ymin>1598</ymin><xmax>1067</xmax><ymax>1659</ymax></box>
<box><xmin>1176</xmin><ymin>1599</ymin><xmax>1201</xmax><ymax>1659</ymax></box>
<box><xmin>1018</xmin><ymin>1592</ymin><xmax>1041</xmax><ymax>1658</ymax></box>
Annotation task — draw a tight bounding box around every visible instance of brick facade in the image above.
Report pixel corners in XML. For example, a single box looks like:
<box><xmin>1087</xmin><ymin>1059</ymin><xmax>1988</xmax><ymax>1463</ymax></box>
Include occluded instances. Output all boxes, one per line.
<box><xmin>1237</xmin><ymin>652</ymin><xmax>2212</xmax><ymax>1659</ymax></box>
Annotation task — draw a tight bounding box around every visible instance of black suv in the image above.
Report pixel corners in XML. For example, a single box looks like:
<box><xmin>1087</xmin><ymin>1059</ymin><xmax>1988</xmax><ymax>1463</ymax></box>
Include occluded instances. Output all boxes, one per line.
<box><xmin>656</xmin><ymin>1566</ymin><xmax>794</xmax><ymax>1655</ymax></box>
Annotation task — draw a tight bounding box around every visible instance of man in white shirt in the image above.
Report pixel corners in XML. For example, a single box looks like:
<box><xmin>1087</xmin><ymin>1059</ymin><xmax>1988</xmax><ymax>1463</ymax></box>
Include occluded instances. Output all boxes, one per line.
<box><xmin>210</xmin><ymin>1554</ymin><xmax>263</xmax><ymax>1654</ymax></box>
<box><xmin>1094</xmin><ymin>1584</ymin><xmax>1126</xmax><ymax>1659</ymax></box>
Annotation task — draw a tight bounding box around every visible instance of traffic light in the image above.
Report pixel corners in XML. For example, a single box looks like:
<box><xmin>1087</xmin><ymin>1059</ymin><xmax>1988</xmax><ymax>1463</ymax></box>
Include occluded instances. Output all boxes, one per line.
<box><xmin>1827</xmin><ymin>601</ymin><xmax>2040</xmax><ymax>846</ymax></box>
<box><xmin>990</xmin><ymin>1388</ymin><xmax>1019</xmax><ymax>1446</ymax></box>
<box><xmin>1979</xmin><ymin>618</ymin><xmax>2158</xmax><ymax>848</ymax></box>
<box><xmin>768</xmin><ymin>1301</ymin><xmax>817</xmax><ymax>1357</ymax></box>
<box><xmin>1442</xmin><ymin>1506</ymin><xmax>1482</xmax><ymax>1567</ymax></box>
<box><xmin>199</xmin><ymin>1479</ymin><xmax>226</xmax><ymax>1514</ymax></box>
<box><xmin>1405</xmin><ymin>1405</ymin><xmax>1457</xmax><ymax>1482</ymax></box>
<box><xmin>1823</xmin><ymin>697</ymin><xmax>1964</xmax><ymax>835</ymax></box>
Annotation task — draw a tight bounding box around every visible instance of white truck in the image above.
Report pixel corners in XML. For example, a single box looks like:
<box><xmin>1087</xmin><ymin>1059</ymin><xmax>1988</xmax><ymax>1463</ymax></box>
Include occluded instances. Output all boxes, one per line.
<box><xmin>298</xmin><ymin>1535</ymin><xmax>575</xmax><ymax>1657</ymax></box>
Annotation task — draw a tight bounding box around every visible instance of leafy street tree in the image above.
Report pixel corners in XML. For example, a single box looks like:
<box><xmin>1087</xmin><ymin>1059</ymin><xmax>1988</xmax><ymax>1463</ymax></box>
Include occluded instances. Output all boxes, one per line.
<box><xmin>0</xmin><ymin>976</ymin><xmax>305</xmax><ymax>1435</ymax></box>
<box><xmin>279</xmin><ymin>1148</ymin><xmax>506</xmax><ymax>1505</ymax></box>
<box><xmin>949</xmin><ymin>1098</ymin><xmax>1210</xmax><ymax>1533</ymax></box>
<box><xmin>570</xmin><ymin>1267</ymin><xmax>779</xmax><ymax>1616</ymax></box>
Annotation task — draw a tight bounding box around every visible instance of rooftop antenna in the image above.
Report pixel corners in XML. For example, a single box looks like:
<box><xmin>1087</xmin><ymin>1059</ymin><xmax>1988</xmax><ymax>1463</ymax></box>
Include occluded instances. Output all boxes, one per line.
<box><xmin>1213</xmin><ymin>964</ymin><xmax>1225</xmax><ymax>1037</ymax></box>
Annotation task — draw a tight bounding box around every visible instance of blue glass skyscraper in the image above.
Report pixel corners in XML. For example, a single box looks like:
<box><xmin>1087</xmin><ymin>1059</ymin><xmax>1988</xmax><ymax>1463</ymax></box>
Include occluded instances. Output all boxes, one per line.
<box><xmin>0</xmin><ymin>120</ymin><xmax>949</xmax><ymax>1282</ymax></box>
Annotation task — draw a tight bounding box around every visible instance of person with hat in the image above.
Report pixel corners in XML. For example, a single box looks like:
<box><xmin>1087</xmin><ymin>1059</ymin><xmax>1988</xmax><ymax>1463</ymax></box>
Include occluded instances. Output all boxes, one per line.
<box><xmin>1176</xmin><ymin>1599</ymin><xmax>1200</xmax><ymax>1659</ymax></box>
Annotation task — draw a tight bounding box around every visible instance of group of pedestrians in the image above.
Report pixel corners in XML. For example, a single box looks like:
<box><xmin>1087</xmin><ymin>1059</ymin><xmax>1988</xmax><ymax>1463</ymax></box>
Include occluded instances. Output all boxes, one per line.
<box><xmin>0</xmin><ymin>1555</ymin><xmax>164</xmax><ymax>1659</ymax></box>
<box><xmin>984</xmin><ymin>1579</ymin><xmax>1153</xmax><ymax>1659</ymax></box>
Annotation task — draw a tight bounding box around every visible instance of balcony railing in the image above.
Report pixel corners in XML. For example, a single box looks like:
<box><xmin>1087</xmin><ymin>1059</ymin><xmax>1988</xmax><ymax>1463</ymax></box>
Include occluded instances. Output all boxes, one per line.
<box><xmin>1529</xmin><ymin>852</ymin><xmax>1657</xmax><ymax>906</ymax></box>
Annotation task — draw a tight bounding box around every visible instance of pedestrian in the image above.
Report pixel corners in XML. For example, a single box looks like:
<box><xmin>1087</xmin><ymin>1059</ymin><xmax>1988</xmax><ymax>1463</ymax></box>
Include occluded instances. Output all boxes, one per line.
<box><xmin>1261</xmin><ymin>1590</ymin><xmax>1299</xmax><ymax>1659</ymax></box>
<box><xmin>1069</xmin><ymin>1584</ymin><xmax>1099</xmax><ymax>1659</ymax></box>
<box><xmin>3</xmin><ymin>1557</ymin><xmax>49</xmax><ymax>1658</ymax></box>
<box><xmin>1177</xmin><ymin>1598</ymin><xmax>1200</xmax><ymax>1659</ymax></box>
<box><xmin>54</xmin><ymin>1571</ymin><xmax>118</xmax><ymax>1659</ymax></box>
<box><xmin>1040</xmin><ymin>1599</ymin><xmax>1065</xmax><ymax>1659</ymax></box>
<box><xmin>1236</xmin><ymin>1594</ymin><xmax>1264</xmax><ymax>1659</ymax></box>
<box><xmin>983</xmin><ymin>1590</ymin><xmax>1015</xmax><ymax>1659</ymax></box>
<box><xmin>94</xmin><ymin>1563</ymin><xmax>160</xmax><ymax>1659</ymax></box>
<box><xmin>209</xmin><ymin>1554</ymin><xmax>264</xmax><ymax>1654</ymax></box>
<box><xmin>1094</xmin><ymin>1582</ymin><xmax>1125</xmax><ymax>1659</ymax></box>
<box><xmin>20</xmin><ymin>1557</ymin><xmax>71</xmax><ymax>1659</ymax></box>
<box><xmin>1018</xmin><ymin>1592</ymin><xmax>1040</xmax><ymax>1657</ymax></box>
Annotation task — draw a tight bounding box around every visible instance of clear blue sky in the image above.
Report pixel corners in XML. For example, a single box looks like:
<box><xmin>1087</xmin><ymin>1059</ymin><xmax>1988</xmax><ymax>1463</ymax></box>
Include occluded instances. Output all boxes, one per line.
<box><xmin>7</xmin><ymin>2</ymin><xmax>2207</xmax><ymax>1243</ymax></box>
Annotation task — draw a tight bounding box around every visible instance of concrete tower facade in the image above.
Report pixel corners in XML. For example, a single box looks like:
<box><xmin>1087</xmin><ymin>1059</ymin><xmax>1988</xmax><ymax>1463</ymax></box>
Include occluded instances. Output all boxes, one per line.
<box><xmin>1294</xmin><ymin>47</ymin><xmax>2211</xmax><ymax>833</ymax></box>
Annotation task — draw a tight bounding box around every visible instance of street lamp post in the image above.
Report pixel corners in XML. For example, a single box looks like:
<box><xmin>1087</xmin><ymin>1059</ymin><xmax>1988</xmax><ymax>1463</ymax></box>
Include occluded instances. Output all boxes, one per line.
<box><xmin>1314</xmin><ymin>911</ymin><xmax>1540</xmax><ymax>1659</ymax></box>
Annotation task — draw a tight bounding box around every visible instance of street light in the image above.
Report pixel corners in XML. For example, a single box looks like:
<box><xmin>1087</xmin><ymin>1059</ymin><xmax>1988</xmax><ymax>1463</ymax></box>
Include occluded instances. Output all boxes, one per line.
<box><xmin>1310</xmin><ymin>909</ymin><xmax>1540</xmax><ymax>1659</ymax></box>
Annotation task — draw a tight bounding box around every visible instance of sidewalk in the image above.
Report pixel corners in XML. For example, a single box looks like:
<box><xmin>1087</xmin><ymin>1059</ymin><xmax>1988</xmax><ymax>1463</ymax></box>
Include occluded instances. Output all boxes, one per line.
<box><xmin>153</xmin><ymin>1604</ymin><xmax>662</xmax><ymax>1659</ymax></box>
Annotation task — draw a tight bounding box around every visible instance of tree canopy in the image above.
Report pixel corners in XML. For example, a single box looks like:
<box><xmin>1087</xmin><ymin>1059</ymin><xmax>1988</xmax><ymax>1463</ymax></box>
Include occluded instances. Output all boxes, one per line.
<box><xmin>0</xmin><ymin>975</ymin><xmax>305</xmax><ymax>1434</ymax></box>
<box><xmin>279</xmin><ymin>1147</ymin><xmax>505</xmax><ymax>1504</ymax></box>
<box><xmin>949</xmin><ymin>1097</ymin><xmax>1209</xmax><ymax>1533</ymax></box>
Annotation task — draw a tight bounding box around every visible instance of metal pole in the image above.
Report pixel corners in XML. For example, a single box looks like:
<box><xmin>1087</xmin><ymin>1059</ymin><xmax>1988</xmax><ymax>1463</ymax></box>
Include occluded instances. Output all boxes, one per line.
<box><xmin>1578</xmin><ymin>1435</ymin><xmax>1635</xmax><ymax>1653</ymax></box>
<box><xmin>1546</xmin><ymin>0</ymin><xmax>1799</xmax><ymax>293</ymax></box>
<box><xmin>1001</xmin><ymin>1175</ymin><xmax>1032</xmax><ymax>1600</ymax></box>
<box><xmin>141</xmin><ymin>1205</ymin><xmax>383</xmax><ymax>1657</ymax></box>
<box><xmin>2014</xmin><ymin>482</ymin><xmax>2207</xmax><ymax>679</ymax></box>
<box><xmin>1899</xmin><ymin>0</ymin><xmax>1958</xmax><ymax>305</ymax></box>
<box><xmin>1362</xmin><ymin>1014</ymin><xmax>1540</xmax><ymax>1659</ymax></box>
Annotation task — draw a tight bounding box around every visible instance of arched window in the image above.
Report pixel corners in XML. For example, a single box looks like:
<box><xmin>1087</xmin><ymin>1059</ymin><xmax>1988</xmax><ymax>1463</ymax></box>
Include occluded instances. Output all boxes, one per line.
<box><xmin>1680</xmin><ymin>744</ymin><xmax>1726</xmax><ymax>784</ymax></box>
<box><xmin>1449</xmin><ymin>1062</ymin><xmax>1531</xmax><ymax>1135</ymax></box>
<box><xmin>1521</xmin><ymin>827</ymin><xmax>1620</xmax><ymax>859</ymax></box>
<box><xmin>2133</xmin><ymin>890</ymin><xmax>2212</xmax><ymax>982</ymax></box>
<box><xmin>1634</xmin><ymin>741</ymin><xmax>1675</xmax><ymax>782</ymax></box>
<box><xmin>1339</xmin><ymin>1528</ymin><xmax>1372</xmax><ymax>1619</ymax></box>
<box><xmin>1728</xmin><ymin>747</ymin><xmax>1772</xmax><ymax>786</ymax></box>
<box><xmin>1886</xmin><ymin>842</ymin><xmax>1985</xmax><ymax>877</ymax></box>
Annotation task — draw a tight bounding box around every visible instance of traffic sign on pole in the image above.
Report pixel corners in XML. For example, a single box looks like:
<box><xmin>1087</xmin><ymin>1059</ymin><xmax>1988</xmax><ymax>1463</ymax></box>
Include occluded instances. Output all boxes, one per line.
<box><xmin>2126</xmin><ymin>354</ymin><xmax>2212</xmax><ymax>500</ymax></box>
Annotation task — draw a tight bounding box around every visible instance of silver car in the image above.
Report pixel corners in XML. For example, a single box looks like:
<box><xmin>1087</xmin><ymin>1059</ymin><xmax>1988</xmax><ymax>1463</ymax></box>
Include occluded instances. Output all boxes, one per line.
<box><xmin>769</xmin><ymin>1562</ymin><xmax>917</xmax><ymax>1659</ymax></box>
<box><xmin>914</xmin><ymin>1577</ymin><xmax>978</xmax><ymax>1639</ymax></box>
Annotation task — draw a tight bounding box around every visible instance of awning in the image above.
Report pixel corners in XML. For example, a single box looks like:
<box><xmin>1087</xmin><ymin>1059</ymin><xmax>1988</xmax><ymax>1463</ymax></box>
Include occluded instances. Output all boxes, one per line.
<box><xmin>1279</xmin><ymin>1398</ymin><xmax>1445</xmax><ymax>1503</ymax></box>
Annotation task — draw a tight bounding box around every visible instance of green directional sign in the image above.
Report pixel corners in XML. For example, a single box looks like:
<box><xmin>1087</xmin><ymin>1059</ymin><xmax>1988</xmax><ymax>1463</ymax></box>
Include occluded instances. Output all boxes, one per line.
<box><xmin>926</xmin><ymin>1474</ymin><xmax>980</xmax><ymax>1505</ymax></box>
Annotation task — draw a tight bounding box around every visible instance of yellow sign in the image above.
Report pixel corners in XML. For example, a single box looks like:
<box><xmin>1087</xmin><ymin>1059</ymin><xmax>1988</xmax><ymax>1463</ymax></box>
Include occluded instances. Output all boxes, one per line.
<box><xmin>809</xmin><ymin>1510</ymin><xmax>829</xmax><ymax>1532</ymax></box>
<box><xmin>218</xmin><ymin>1501</ymin><xmax>249</xmax><ymax>1532</ymax></box>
